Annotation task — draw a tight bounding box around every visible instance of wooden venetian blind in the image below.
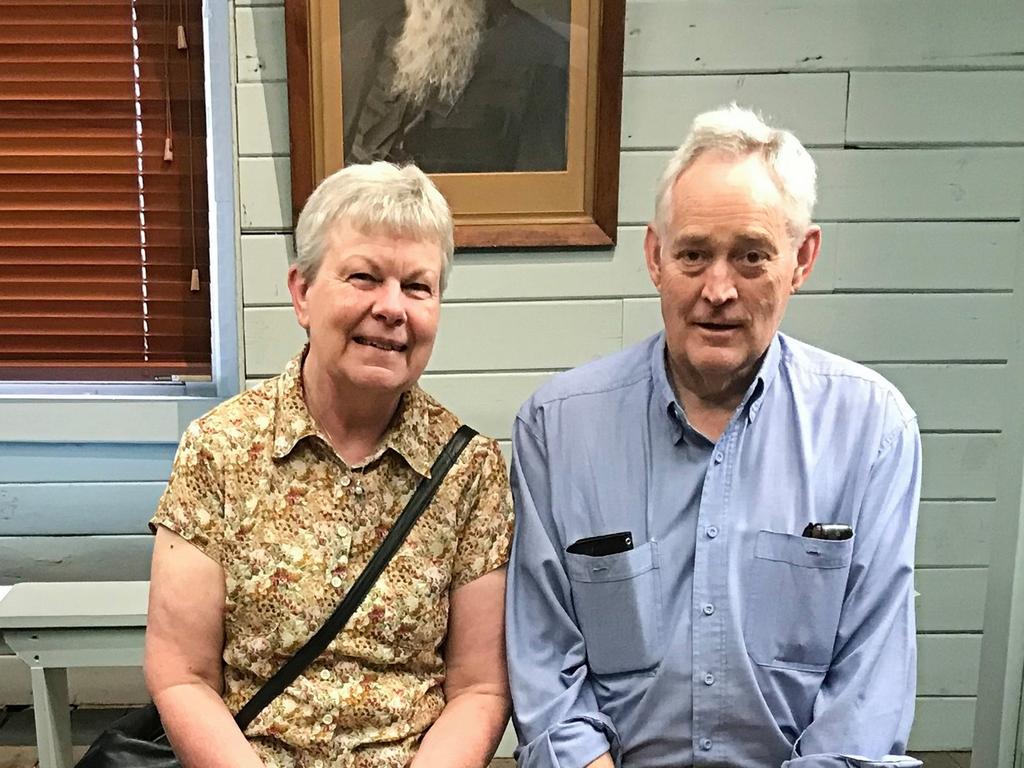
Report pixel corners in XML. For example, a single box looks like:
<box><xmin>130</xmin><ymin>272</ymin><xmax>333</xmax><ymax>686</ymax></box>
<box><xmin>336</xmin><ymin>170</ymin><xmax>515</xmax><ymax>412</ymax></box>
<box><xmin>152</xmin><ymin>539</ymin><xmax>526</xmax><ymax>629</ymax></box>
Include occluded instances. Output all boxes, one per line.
<box><xmin>0</xmin><ymin>0</ymin><xmax>211</xmax><ymax>382</ymax></box>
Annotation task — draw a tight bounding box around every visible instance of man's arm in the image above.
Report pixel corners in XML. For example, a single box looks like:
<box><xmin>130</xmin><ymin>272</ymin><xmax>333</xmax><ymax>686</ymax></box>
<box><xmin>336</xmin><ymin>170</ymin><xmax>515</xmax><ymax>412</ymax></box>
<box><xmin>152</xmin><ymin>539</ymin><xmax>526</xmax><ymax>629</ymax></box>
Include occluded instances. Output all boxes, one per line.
<box><xmin>506</xmin><ymin>414</ymin><xmax>621</xmax><ymax>768</ymax></box>
<box><xmin>411</xmin><ymin>568</ymin><xmax>511</xmax><ymax>768</ymax></box>
<box><xmin>783</xmin><ymin>414</ymin><xmax>923</xmax><ymax>768</ymax></box>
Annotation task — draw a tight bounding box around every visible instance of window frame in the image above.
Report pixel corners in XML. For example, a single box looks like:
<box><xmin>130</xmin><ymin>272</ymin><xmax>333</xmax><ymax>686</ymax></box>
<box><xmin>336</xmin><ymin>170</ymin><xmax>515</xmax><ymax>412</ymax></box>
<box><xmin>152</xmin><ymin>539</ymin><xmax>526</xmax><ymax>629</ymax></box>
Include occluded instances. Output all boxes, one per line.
<box><xmin>0</xmin><ymin>0</ymin><xmax>239</xmax><ymax>403</ymax></box>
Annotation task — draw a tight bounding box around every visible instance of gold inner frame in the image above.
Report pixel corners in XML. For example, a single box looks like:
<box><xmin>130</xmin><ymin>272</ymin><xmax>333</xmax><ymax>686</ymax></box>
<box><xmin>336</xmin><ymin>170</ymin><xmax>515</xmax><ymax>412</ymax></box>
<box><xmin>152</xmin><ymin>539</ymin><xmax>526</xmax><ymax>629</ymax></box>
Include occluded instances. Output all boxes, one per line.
<box><xmin>310</xmin><ymin>0</ymin><xmax>598</xmax><ymax>225</ymax></box>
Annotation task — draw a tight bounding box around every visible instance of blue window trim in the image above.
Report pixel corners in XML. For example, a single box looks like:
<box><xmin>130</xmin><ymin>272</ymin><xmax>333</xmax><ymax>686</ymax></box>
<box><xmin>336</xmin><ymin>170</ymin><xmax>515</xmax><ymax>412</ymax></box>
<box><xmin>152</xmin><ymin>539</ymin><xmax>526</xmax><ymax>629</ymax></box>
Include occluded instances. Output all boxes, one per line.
<box><xmin>0</xmin><ymin>0</ymin><xmax>239</xmax><ymax>405</ymax></box>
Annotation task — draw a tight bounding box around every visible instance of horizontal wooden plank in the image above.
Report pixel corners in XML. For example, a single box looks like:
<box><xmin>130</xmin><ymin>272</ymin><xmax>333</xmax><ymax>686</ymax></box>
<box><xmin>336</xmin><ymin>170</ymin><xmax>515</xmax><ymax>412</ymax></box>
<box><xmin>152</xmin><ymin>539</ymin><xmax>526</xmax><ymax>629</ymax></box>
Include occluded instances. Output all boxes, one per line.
<box><xmin>848</xmin><ymin>71</ymin><xmax>1024</xmax><ymax>146</ymax></box>
<box><xmin>619</xmin><ymin>148</ymin><xmax>1024</xmax><ymax>224</ymax></box>
<box><xmin>918</xmin><ymin>635</ymin><xmax>983</xmax><ymax>696</ymax></box>
<box><xmin>871</xmin><ymin>364</ymin><xmax>1007</xmax><ymax>432</ymax></box>
<box><xmin>0</xmin><ymin>535</ymin><xmax>154</xmax><ymax>585</ymax></box>
<box><xmin>0</xmin><ymin>444</ymin><xmax>176</xmax><ymax>484</ymax></box>
<box><xmin>623</xmin><ymin>294</ymin><xmax>1014</xmax><ymax>363</ymax></box>
<box><xmin>0</xmin><ymin>399</ymin><xmax>213</xmax><ymax>444</ymax></box>
<box><xmin>622</xmin><ymin>73</ymin><xmax>848</xmax><ymax>149</ymax></box>
<box><xmin>916</xmin><ymin>503</ymin><xmax>994</xmax><ymax>568</ymax></box>
<box><xmin>236</xmin><ymin>81</ymin><xmax>290</xmax><ymax>156</ymax></box>
<box><xmin>0</xmin><ymin>657</ymin><xmax>148</xmax><ymax>706</ymax></box>
<box><xmin>238</xmin><ymin>157</ymin><xmax>292</xmax><ymax>231</ymax></box>
<box><xmin>0</xmin><ymin>483</ymin><xmax>164</xmax><ymax>536</ymax></box>
<box><xmin>234</xmin><ymin>6</ymin><xmax>287</xmax><ymax>83</ymax></box>
<box><xmin>240</xmin><ymin>226</ymin><xmax>838</xmax><ymax>306</ymax></box>
<box><xmin>908</xmin><ymin>697</ymin><xmax>976</xmax><ymax>751</ymax></box>
<box><xmin>833</xmin><ymin>222</ymin><xmax>1019</xmax><ymax>291</ymax></box>
<box><xmin>624</xmin><ymin>0</ymin><xmax>1023</xmax><ymax>74</ymax></box>
<box><xmin>243</xmin><ymin>301</ymin><xmax>624</xmax><ymax>376</ymax></box>
<box><xmin>419</xmin><ymin>372</ymin><xmax>550</xmax><ymax>440</ymax></box>
<box><xmin>921</xmin><ymin>434</ymin><xmax>1000</xmax><ymax>501</ymax></box>
<box><xmin>915</xmin><ymin>568</ymin><xmax>987</xmax><ymax>632</ymax></box>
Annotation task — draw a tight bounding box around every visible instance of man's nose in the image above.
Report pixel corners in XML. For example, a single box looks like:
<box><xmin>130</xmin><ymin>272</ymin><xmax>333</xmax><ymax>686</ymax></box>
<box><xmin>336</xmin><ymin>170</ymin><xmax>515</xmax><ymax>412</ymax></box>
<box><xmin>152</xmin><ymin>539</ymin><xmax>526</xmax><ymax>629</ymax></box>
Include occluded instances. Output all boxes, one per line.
<box><xmin>371</xmin><ymin>280</ymin><xmax>407</xmax><ymax>325</ymax></box>
<box><xmin>700</xmin><ymin>259</ymin><xmax>738</xmax><ymax>306</ymax></box>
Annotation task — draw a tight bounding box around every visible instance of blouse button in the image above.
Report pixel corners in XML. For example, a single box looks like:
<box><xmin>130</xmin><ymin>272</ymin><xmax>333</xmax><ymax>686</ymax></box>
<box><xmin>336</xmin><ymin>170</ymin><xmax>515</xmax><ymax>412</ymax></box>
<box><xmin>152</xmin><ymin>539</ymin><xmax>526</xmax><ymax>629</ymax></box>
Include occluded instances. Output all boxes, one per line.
<box><xmin>340</xmin><ymin>476</ymin><xmax>351</xmax><ymax>488</ymax></box>
<box><xmin>319</xmin><ymin>669</ymin><xmax>331</xmax><ymax>681</ymax></box>
<box><xmin>354</xmin><ymin>485</ymin><xmax>364</xmax><ymax>496</ymax></box>
<box><xmin>322</xmin><ymin>714</ymin><xmax>334</xmax><ymax>725</ymax></box>
<box><xmin>330</xmin><ymin>576</ymin><xmax>342</xmax><ymax>588</ymax></box>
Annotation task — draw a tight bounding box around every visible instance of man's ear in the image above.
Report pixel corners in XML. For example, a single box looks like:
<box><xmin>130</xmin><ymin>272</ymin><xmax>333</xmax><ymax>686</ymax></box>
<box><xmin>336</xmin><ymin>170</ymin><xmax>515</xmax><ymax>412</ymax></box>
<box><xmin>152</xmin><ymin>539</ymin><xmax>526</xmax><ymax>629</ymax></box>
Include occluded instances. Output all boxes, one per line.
<box><xmin>644</xmin><ymin>224</ymin><xmax>664</xmax><ymax>291</ymax></box>
<box><xmin>791</xmin><ymin>225</ymin><xmax>822</xmax><ymax>292</ymax></box>
<box><xmin>287</xmin><ymin>265</ymin><xmax>312</xmax><ymax>329</ymax></box>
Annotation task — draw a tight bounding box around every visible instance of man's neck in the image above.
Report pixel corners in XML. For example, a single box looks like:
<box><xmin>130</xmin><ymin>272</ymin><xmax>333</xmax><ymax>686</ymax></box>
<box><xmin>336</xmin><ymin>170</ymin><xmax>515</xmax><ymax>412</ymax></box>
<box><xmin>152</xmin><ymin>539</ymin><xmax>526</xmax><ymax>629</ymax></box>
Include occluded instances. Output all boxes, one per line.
<box><xmin>301</xmin><ymin>353</ymin><xmax>401</xmax><ymax>466</ymax></box>
<box><xmin>668</xmin><ymin>358</ymin><xmax>761</xmax><ymax>443</ymax></box>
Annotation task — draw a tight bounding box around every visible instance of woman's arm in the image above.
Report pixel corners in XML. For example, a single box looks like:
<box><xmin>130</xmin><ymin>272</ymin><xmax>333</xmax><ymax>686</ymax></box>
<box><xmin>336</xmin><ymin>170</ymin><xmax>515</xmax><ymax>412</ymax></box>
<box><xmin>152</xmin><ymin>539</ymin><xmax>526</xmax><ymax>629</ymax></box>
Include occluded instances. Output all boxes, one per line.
<box><xmin>144</xmin><ymin>526</ymin><xmax>265</xmax><ymax>768</ymax></box>
<box><xmin>411</xmin><ymin>567</ymin><xmax>511</xmax><ymax>768</ymax></box>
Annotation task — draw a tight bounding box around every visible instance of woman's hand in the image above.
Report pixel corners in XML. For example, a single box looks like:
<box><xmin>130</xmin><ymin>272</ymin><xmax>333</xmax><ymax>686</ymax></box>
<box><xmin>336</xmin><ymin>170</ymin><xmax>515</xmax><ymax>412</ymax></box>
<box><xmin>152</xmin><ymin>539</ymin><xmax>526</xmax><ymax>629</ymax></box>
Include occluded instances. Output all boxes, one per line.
<box><xmin>410</xmin><ymin>567</ymin><xmax>511</xmax><ymax>768</ymax></box>
<box><xmin>144</xmin><ymin>526</ymin><xmax>266</xmax><ymax>768</ymax></box>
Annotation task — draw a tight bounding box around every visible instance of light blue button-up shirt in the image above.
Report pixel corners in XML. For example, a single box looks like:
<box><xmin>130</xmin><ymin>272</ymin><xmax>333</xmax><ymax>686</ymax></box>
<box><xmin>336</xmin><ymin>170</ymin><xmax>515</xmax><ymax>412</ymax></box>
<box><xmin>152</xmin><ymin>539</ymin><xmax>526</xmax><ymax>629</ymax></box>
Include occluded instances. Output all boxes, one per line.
<box><xmin>506</xmin><ymin>332</ymin><xmax>922</xmax><ymax>768</ymax></box>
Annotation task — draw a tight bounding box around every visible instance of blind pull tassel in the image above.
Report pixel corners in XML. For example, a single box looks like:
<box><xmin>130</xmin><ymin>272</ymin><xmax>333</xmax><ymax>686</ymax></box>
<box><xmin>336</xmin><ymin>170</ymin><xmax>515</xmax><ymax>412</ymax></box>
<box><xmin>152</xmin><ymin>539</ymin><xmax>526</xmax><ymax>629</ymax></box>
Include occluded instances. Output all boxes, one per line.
<box><xmin>190</xmin><ymin>268</ymin><xmax>201</xmax><ymax>292</ymax></box>
<box><xmin>163</xmin><ymin>136</ymin><xmax>174</xmax><ymax>162</ymax></box>
<box><xmin>177</xmin><ymin>25</ymin><xmax>188</xmax><ymax>50</ymax></box>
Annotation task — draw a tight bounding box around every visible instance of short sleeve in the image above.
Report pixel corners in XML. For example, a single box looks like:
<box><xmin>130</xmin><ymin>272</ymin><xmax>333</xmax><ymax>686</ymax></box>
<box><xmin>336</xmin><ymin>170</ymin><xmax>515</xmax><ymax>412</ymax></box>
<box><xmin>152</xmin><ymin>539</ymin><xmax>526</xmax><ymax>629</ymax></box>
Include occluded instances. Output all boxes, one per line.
<box><xmin>149</xmin><ymin>420</ymin><xmax>226</xmax><ymax>564</ymax></box>
<box><xmin>450</xmin><ymin>437</ymin><xmax>514</xmax><ymax>590</ymax></box>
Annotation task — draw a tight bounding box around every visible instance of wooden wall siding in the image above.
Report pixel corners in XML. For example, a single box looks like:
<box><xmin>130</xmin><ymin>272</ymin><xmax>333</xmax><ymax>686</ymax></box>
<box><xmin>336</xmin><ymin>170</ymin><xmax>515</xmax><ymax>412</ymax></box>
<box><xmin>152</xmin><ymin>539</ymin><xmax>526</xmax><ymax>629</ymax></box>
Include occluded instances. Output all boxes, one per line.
<box><xmin>1</xmin><ymin>0</ymin><xmax>1020</xmax><ymax>753</ymax></box>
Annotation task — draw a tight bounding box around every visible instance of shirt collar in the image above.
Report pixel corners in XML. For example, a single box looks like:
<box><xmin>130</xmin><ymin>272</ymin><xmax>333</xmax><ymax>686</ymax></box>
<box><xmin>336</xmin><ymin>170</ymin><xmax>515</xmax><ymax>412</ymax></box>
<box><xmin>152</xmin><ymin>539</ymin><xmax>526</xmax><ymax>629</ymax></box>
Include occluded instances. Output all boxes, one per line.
<box><xmin>650</xmin><ymin>331</ymin><xmax>783</xmax><ymax>433</ymax></box>
<box><xmin>270</xmin><ymin>347</ymin><xmax>438</xmax><ymax>478</ymax></box>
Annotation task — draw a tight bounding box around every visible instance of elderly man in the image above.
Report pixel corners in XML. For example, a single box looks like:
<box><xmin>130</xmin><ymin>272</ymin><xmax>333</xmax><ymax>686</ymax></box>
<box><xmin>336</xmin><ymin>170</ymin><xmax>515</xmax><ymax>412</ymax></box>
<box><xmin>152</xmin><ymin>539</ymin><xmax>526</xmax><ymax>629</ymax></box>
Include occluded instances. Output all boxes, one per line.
<box><xmin>506</xmin><ymin>106</ymin><xmax>922</xmax><ymax>767</ymax></box>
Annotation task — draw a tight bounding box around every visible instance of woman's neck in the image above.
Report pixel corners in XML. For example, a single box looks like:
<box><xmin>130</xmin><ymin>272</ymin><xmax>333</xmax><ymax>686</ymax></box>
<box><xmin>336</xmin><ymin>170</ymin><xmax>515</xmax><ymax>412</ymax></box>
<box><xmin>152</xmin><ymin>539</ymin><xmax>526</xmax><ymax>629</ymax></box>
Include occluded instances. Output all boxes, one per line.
<box><xmin>301</xmin><ymin>354</ymin><xmax>402</xmax><ymax>466</ymax></box>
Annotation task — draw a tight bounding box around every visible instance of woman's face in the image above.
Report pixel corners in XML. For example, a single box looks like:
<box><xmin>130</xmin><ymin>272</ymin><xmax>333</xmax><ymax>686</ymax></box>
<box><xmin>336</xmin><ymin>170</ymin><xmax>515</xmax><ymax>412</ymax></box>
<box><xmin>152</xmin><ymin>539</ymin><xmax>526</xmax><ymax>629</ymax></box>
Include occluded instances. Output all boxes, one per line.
<box><xmin>288</xmin><ymin>220</ymin><xmax>443</xmax><ymax>398</ymax></box>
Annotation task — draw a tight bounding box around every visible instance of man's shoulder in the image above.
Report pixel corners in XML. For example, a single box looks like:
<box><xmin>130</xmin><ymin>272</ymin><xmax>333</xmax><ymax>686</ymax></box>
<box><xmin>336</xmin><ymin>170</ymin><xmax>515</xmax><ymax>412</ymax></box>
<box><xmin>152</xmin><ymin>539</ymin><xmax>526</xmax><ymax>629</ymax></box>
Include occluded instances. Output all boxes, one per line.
<box><xmin>523</xmin><ymin>335</ymin><xmax>657</xmax><ymax>412</ymax></box>
<box><xmin>779</xmin><ymin>334</ymin><xmax>916</xmax><ymax>424</ymax></box>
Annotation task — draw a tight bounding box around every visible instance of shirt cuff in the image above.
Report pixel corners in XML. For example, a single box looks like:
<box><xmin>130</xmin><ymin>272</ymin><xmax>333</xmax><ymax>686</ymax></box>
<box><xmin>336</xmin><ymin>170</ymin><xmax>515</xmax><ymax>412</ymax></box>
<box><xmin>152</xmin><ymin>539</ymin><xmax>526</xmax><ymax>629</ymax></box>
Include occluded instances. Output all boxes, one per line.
<box><xmin>515</xmin><ymin>714</ymin><xmax>620</xmax><ymax>768</ymax></box>
<box><xmin>783</xmin><ymin>754</ymin><xmax>922</xmax><ymax>768</ymax></box>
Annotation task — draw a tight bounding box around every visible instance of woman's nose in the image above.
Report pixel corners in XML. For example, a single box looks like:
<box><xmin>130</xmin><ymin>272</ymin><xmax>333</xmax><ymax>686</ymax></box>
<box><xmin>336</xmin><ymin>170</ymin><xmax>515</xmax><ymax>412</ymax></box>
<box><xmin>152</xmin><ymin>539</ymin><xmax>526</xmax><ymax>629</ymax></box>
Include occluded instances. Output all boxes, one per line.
<box><xmin>371</xmin><ymin>280</ymin><xmax>406</xmax><ymax>325</ymax></box>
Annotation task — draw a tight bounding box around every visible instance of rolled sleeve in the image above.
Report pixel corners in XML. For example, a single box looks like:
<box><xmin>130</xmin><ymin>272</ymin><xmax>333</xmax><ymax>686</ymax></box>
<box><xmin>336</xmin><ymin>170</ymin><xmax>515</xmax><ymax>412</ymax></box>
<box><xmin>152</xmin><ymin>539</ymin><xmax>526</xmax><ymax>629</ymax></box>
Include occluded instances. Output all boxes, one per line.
<box><xmin>506</xmin><ymin>412</ymin><xmax>620</xmax><ymax>768</ymax></box>
<box><xmin>791</xmin><ymin>410</ymin><xmax>922</xmax><ymax>764</ymax></box>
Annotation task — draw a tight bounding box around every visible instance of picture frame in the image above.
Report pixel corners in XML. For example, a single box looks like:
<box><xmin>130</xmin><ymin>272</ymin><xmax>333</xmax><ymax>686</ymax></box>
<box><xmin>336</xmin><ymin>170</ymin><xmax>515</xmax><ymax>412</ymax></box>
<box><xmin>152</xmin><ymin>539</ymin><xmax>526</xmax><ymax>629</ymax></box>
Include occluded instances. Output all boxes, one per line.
<box><xmin>284</xmin><ymin>0</ymin><xmax>625</xmax><ymax>248</ymax></box>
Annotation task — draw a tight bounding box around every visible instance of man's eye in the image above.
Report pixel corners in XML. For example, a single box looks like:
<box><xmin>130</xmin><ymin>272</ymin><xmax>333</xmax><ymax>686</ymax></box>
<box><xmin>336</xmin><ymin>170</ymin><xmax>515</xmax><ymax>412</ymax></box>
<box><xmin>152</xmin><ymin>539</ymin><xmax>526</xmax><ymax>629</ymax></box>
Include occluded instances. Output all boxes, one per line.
<box><xmin>741</xmin><ymin>251</ymin><xmax>768</xmax><ymax>265</ymax></box>
<box><xmin>678</xmin><ymin>250</ymin><xmax>704</xmax><ymax>263</ymax></box>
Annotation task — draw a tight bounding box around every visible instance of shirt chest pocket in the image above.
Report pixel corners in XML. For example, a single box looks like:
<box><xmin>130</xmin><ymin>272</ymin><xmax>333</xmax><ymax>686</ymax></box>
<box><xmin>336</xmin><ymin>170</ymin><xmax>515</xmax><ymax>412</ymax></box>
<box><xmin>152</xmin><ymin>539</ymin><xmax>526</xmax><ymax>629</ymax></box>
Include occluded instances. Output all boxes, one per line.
<box><xmin>566</xmin><ymin>541</ymin><xmax>663</xmax><ymax>675</ymax></box>
<box><xmin>744</xmin><ymin>530</ymin><xmax>854</xmax><ymax>672</ymax></box>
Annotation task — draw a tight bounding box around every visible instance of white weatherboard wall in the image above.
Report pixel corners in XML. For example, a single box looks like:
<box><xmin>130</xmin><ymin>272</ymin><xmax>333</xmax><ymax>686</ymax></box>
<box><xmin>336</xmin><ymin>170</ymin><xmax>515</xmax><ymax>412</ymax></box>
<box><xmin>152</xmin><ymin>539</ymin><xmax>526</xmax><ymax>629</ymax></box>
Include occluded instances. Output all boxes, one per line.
<box><xmin>2</xmin><ymin>0</ymin><xmax>1022</xmax><ymax>761</ymax></box>
<box><xmin>234</xmin><ymin>0</ymin><xmax>1024</xmax><ymax>757</ymax></box>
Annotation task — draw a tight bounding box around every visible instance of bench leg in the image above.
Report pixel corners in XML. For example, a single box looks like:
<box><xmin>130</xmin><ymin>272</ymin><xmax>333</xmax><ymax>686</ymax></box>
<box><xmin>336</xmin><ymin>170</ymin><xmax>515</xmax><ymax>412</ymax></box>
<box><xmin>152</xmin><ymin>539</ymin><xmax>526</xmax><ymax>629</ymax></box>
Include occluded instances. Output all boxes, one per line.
<box><xmin>30</xmin><ymin>666</ymin><xmax>74</xmax><ymax>768</ymax></box>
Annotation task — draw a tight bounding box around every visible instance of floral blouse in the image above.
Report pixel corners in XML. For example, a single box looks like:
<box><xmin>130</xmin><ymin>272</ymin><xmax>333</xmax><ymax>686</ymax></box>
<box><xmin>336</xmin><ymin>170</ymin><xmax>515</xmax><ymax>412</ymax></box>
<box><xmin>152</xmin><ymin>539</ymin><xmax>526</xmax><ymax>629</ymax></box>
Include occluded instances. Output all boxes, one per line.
<box><xmin>152</xmin><ymin>350</ymin><xmax>514</xmax><ymax>767</ymax></box>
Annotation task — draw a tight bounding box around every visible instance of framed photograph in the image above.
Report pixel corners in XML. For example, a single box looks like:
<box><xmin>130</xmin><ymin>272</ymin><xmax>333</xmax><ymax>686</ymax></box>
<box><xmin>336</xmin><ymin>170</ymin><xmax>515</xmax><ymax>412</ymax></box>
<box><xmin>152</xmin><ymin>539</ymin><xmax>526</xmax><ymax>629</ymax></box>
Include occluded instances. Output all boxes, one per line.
<box><xmin>285</xmin><ymin>0</ymin><xmax>625</xmax><ymax>247</ymax></box>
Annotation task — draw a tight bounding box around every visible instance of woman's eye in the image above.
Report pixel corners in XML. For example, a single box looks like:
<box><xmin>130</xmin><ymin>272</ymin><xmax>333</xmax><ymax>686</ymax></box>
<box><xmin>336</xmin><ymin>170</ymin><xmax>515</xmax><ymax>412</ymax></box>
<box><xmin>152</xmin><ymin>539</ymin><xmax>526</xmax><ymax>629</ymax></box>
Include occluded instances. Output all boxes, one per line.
<box><xmin>349</xmin><ymin>272</ymin><xmax>378</xmax><ymax>284</ymax></box>
<box><xmin>404</xmin><ymin>282</ymin><xmax>433</xmax><ymax>297</ymax></box>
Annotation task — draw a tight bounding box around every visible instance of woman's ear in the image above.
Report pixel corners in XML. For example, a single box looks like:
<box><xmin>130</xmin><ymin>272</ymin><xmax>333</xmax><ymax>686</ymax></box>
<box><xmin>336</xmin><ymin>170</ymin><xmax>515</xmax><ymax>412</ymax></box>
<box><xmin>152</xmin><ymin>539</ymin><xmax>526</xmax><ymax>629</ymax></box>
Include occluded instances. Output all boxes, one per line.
<box><xmin>287</xmin><ymin>265</ymin><xmax>312</xmax><ymax>329</ymax></box>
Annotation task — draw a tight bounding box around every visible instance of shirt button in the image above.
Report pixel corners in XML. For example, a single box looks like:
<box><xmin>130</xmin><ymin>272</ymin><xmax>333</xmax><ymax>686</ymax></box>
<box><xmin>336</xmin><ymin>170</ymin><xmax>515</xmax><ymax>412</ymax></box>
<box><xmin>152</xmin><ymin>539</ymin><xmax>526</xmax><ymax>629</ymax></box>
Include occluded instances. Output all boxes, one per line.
<box><xmin>702</xmin><ymin>603</ymin><xmax>715</xmax><ymax>616</ymax></box>
<box><xmin>330</xmin><ymin>576</ymin><xmax>342</xmax><ymax>588</ymax></box>
<box><xmin>340</xmin><ymin>476</ymin><xmax>351</xmax><ymax>487</ymax></box>
<box><xmin>703</xmin><ymin>672</ymin><xmax>715</xmax><ymax>686</ymax></box>
<box><xmin>700</xmin><ymin>738</ymin><xmax>713</xmax><ymax>751</ymax></box>
<box><xmin>706</xmin><ymin>526</ymin><xmax>719</xmax><ymax>539</ymax></box>
<box><xmin>319</xmin><ymin>669</ymin><xmax>331</xmax><ymax>680</ymax></box>
<box><xmin>713</xmin><ymin>452</ymin><xmax>724</xmax><ymax>464</ymax></box>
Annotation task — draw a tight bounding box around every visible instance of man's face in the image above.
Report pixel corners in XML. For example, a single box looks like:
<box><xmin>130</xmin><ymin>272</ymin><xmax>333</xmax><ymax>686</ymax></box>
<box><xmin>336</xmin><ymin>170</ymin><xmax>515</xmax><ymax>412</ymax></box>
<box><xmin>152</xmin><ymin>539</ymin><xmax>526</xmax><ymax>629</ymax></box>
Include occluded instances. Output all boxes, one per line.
<box><xmin>288</xmin><ymin>220</ymin><xmax>443</xmax><ymax>397</ymax></box>
<box><xmin>644</xmin><ymin>151</ymin><xmax>820</xmax><ymax>396</ymax></box>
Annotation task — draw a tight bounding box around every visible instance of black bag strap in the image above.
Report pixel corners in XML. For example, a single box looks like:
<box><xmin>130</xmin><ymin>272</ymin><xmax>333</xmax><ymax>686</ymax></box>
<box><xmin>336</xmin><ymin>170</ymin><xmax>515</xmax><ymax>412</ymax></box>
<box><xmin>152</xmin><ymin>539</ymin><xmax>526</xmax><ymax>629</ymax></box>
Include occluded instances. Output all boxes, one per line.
<box><xmin>233</xmin><ymin>424</ymin><xmax>478</xmax><ymax>731</ymax></box>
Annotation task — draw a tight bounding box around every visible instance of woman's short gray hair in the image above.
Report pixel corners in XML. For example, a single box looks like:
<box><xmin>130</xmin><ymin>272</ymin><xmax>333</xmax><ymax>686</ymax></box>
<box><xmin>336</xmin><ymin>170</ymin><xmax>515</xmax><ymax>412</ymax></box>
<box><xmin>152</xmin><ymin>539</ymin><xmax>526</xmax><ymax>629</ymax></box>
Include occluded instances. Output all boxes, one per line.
<box><xmin>654</xmin><ymin>104</ymin><xmax>817</xmax><ymax>238</ymax></box>
<box><xmin>293</xmin><ymin>161</ymin><xmax>454</xmax><ymax>292</ymax></box>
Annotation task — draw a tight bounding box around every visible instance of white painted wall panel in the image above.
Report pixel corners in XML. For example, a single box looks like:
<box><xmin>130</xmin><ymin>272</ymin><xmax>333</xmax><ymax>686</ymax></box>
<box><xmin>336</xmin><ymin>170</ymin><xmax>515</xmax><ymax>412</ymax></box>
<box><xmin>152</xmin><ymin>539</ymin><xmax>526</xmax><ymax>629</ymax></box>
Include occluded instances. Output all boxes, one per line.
<box><xmin>908</xmin><ymin>698</ymin><xmax>977</xmax><ymax>751</ymax></box>
<box><xmin>624</xmin><ymin>0</ymin><xmax>1023</xmax><ymax>74</ymax></box>
<box><xmin>236</xmin><ymin>81</ymin><xmax>290</xmax><ymax>156</ymax></box>
<box><xmin>619</xmin><ymin>149</ymin><xmax>1024</xmax><ymax>224</ymax></box>
<box><xmin>622</xmin><ymin>294</ymin><xmax>1015</xmax><ymax>362</ymax></box>
<box><xmin>622</xmin><ymin>73</ymin><xmax>848</xmax><ymax>149</ymax></box>
<box><xmin>848</xmin><ymin>71</ymin><xmax>1024</xmax><ymax>146</ymax></box>
<box><xmin>918</xmin><ymin>635</ymin><xmax>983</xmax><ymax>696</ymax></box>
<box><xmin>234</xmin><ymin>6</ymin><xmax>288</xmax><ymax>83</ymax></box>
<box><xmin>243</xmin><ymin>301</ymin><xmax>624</xmax><ymax>377</ymax></box>
<box><xmin>238</xmin><ymin>157</ymin><xmax>292</xmax><ymax>230</ymax></box>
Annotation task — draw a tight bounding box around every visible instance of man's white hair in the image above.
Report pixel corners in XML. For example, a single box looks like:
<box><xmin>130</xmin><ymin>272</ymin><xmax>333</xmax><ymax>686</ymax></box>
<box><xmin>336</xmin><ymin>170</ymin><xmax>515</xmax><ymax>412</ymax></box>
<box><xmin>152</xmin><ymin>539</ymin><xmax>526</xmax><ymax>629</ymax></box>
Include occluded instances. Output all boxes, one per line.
<box><xmin>654</xmin><ymin>104</ymin><xmax>817</xmax><ymax>237</ymax></box>
<box><xmin>293</xmin><ymin>161</ymin><xmax>454</xmax><ymax>292</ymax></box>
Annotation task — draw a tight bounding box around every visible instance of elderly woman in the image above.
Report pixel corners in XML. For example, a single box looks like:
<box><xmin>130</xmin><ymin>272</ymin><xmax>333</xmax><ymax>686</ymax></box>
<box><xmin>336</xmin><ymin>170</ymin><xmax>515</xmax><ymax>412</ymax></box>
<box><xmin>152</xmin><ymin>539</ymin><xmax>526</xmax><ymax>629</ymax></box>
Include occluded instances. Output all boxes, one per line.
<box><xmin>144</xmin><ymin>162</ymin><xmax>513</xmax><ymax>768</ymax></box>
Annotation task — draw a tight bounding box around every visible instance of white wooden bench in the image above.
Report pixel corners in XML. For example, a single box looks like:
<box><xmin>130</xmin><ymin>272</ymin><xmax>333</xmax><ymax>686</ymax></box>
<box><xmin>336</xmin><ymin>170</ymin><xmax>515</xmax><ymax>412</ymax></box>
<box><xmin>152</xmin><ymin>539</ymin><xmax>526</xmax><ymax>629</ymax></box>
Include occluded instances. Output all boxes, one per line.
<box><xmin>0</xmin><ymin>582</ymin><xmax>148</xmax><ymax>768</ymax></box>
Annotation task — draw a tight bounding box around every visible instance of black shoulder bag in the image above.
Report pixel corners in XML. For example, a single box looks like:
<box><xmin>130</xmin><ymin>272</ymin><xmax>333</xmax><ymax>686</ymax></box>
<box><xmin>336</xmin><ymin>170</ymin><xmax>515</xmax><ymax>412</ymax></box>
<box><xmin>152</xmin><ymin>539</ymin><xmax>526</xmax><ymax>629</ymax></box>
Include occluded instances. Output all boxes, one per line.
<box><xmin>76</xmin><ymin>425</ymin><xmax>478</xmax><ymax>768</ymax></box>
